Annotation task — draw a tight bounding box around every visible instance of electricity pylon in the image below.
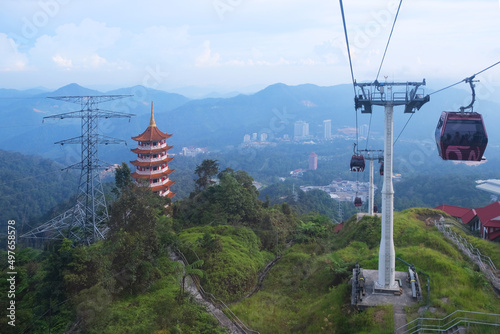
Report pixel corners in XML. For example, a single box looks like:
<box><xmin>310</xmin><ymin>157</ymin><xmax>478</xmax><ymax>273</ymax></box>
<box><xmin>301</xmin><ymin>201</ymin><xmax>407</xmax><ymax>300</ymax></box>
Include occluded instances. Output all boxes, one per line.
<box><xmin>21</xmin><ymin>95</ymin><xmax>134</xmax><ymax>245</ymax></box>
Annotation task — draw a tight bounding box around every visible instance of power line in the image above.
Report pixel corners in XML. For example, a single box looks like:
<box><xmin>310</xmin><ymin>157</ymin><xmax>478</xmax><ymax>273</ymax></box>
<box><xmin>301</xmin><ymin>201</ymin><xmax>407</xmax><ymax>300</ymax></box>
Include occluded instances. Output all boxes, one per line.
<box><xmin>375</xmin><ymin>0</ymin><xmax>403</xmax><ymax>81</ymax></box>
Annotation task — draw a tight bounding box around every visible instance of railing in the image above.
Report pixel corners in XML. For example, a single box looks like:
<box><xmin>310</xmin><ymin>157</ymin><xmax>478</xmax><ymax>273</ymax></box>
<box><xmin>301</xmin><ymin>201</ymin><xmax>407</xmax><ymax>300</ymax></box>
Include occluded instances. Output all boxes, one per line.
<box><xmin>435</xmin><ymin>219</ymin><xmax>499</xmax><ymax>285</ymax></box>
<box><xmin>173</xmin><ymin>248</ymin><xmax>260</xmax><ymax>334</ymax></box>
<box><xmin>396</xmin><ymin>310</ymin><xmax>500</xmax><ymax>333</ymax></box>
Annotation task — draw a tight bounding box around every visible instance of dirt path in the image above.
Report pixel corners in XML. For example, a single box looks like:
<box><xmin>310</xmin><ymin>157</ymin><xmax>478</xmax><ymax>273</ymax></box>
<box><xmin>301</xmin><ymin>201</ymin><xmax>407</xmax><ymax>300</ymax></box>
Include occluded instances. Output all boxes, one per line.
<box><xmin>244</xmin><ymin>256</ymin><xmax>281</xmax><ymax>299</ymax></box>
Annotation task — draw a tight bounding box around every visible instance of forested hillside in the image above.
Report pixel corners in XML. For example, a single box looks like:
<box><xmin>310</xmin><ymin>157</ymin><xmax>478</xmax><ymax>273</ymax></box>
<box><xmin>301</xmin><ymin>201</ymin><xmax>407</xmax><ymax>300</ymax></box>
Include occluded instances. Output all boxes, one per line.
<box><xmin>0</xmin><ymin>150</ymin><xmax>78</xmax><ymax>245</ymax></box>
<box><xmin>2</xmin><ymin>161</ymin><xmax>499</xmax><ymax>333</ymax></box>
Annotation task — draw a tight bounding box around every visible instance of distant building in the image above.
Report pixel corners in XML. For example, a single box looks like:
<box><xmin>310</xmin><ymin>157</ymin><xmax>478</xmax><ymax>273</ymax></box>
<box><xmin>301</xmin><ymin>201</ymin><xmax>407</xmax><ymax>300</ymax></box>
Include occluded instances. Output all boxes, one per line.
<box><xmin>130</xmin><ymin>102</ymin><xmax>175</xmax><ymax>198</ymax></box>
<box><xmin>243</xmin><ymin>134</ymin><xmax>251</xmax><ymax>143</ymax></box>
<box><xmin>252</xmin><ymin>133</ymin><xmax>258</xmax><ymax>141</ymax></box>
<box><xmin>323</xmin><ymin>119</ymin><xmax>332</xmax><ymax>140</ymax></box>
<box><xmin>290</xmin><ymin>168</ymin><xmax>305</xmax><ymax>178</ymax></box>
<box><xmin>260</xmin><ymin>132</ymin><xmax>268</xmax><ymax>142</ymax></box>
<box><xmin>435</xmin><ymin>202</ymin><xmax>500</xmax><ymax>241</ymax></box>
<box><xmin>294</xmin><ymin>120</ymin><xmax>309</xmax><ymax>140</ymax></box>
<box><xmin>309</xmin><ymin>152</ymin><xmax>318</xmax><ymax>170</ymax></box>
<box><xmin>182</xmin><ymin>146</ymin><xmax>208</xmax><ymax>157</ymax></box>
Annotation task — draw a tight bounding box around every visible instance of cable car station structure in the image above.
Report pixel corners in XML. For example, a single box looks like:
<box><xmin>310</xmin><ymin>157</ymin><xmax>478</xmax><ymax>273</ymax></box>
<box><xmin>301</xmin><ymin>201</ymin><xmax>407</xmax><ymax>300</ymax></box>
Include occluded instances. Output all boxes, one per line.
<box><xmin>355</xmin><ymin>80</ymin><xmax>429</xmax><ymax>292</ymax></box>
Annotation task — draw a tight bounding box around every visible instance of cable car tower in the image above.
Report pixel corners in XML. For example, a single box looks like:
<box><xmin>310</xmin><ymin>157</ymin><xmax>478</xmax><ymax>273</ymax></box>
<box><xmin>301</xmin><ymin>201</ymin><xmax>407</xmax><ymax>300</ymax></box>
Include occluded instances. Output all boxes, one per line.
<box><xmin>21</xmin><ymin>95</ymin><xmax>134</xmax><ymax>245</ymax></box>
<box><xmin>355</xmin><ymin>80</ymin><xmax>429</xmax><ymax>291</ymax></box>
<box><xmin>358</xmin><ymin>149</ymin><xmax>383</xmax><ymax>215</ymax></box>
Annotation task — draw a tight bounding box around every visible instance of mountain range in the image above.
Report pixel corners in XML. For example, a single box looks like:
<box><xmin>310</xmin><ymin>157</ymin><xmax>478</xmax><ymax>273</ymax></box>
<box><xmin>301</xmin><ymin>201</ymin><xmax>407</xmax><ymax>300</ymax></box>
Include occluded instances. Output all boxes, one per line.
<box><xmin>1</xmin><ymin>82</ymin><xmax>499</xmax><ymax>166</ymax></box>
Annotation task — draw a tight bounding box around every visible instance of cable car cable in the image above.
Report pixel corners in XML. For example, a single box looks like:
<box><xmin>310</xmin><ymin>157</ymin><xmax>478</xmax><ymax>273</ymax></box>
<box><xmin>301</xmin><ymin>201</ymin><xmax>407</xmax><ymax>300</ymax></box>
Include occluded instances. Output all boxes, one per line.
<box><xmin>429</xmin><ymin>60</ymin><xmax>500</xmax><ymax>96</ymax></box>
<box><xmin>375</xmin><ymin>0</ymin><xmax>404</xmax><ymax>82</ymax></box>
<box><xmin>338</xmin><ymin>0</ymin><xmax>356</xmax><ymax>95</ymax></box>
<box><xmin>338</xmin><ymin>0</ymin><xmax>359</xmax><ymax>148</ymax></box>
<box><xmin>393</xmin><ymin>113</ymin><xmax>414</xmax><ymax>146</ymax></box>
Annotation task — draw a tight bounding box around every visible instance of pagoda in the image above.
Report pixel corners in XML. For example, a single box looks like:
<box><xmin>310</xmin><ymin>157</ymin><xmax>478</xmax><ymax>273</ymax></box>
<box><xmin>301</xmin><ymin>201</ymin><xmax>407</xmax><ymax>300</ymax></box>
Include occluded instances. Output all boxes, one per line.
<box><xmin>130</xmin><ymin>102</ymin><xmax>175</xmax><ymax>198</ymax></box>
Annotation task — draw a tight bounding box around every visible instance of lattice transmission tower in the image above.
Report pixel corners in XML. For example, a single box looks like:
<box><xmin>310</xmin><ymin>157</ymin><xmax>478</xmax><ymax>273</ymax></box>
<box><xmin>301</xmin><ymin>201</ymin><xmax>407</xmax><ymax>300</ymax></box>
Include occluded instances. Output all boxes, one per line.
<box><xmin>21</xmin><ymin>95</ymin><xmax>134</xmax><ymax>245</ymax></box>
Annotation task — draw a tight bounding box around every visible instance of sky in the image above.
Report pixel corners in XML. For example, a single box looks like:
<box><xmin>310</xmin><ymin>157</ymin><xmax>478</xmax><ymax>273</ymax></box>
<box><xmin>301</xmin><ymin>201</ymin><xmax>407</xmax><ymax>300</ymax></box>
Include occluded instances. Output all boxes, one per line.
<box><xmin>0</xmin><ymin>0</ymin><xmax>499</xmax><ymax>95</ymax></box>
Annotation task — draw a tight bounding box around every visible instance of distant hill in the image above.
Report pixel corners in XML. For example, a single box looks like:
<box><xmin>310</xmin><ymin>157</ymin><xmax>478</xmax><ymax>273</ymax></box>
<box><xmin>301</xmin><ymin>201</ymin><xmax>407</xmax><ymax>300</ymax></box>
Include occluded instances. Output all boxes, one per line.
<box><xmin>1</xmin><ymin>82</ymin><xmax>499</xmax><ymax>167</ymax></box>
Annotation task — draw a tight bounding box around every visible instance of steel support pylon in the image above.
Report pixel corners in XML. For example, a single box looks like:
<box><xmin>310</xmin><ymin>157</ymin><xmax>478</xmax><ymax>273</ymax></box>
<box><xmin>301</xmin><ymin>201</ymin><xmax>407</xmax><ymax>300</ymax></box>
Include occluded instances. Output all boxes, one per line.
<box><xmin>354</xmin><ymin>80</ymin><xmax>429</xmax><ymax>290</ymax></box>
<box><xmin>378</xmin><ymin>103</ymin><xmax>397</xmax><ymax>289</ymax></box>
<box><xmin>369</xmin><ymin>159</ymin><xmax>374</xmax><ymax>215</ymax></box>
<box><xmin>21</xmin><ymin>95</ymin><xmax>134</xmax><ymax>245</ymax></box>
<box><xmin>359</xmin><ymin>149</ymin><xmax>383</xmax><ymax>216</ymax></box>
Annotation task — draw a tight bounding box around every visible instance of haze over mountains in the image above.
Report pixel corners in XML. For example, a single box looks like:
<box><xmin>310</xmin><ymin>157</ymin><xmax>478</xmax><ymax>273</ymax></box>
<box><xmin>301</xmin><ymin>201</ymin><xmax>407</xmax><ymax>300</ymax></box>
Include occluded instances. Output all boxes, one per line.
<box><xmin>1</xmin><ymin>82</ymin><xmax>499</xmax><ymax>166</ymax></box>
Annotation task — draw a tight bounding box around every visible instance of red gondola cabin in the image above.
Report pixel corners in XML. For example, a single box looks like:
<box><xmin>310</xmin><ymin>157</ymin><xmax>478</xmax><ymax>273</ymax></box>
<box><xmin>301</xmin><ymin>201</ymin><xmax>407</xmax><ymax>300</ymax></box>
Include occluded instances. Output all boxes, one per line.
<box><xmin>354</xmin><ymin>197</ymin><xmax>362</xmax><ymax>207</ymax></box>
<box><xmin>379</xmin><ymin>162</ymin><xmax>384</xmax><ymax>176</ymax></box>
<box><xmin>435</xmin><ymin>111</ymin><xmax>487</xmax><ymax>161</ymax></box>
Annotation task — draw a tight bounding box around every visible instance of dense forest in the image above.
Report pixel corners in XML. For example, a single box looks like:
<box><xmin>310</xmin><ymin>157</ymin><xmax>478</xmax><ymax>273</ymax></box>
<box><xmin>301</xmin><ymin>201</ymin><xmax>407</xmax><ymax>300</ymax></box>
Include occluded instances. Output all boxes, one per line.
<box><xmin>0</xmin><ymin>150</ymin><xmax>79</xmax><ymax>247</ymax></box>
<box><xmin>1</xmin><ymin>159</ymin><xmax>500</xmax><ymax>333</ymax></box>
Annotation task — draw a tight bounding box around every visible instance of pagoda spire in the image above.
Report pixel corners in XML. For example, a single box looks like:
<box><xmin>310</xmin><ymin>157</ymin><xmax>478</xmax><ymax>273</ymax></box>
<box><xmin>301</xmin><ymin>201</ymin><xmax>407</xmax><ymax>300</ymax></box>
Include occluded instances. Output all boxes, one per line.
<box><xmin>149</xmin><ymin>101</ymin><xmax>157</xmax><ymax>127</ymax></box>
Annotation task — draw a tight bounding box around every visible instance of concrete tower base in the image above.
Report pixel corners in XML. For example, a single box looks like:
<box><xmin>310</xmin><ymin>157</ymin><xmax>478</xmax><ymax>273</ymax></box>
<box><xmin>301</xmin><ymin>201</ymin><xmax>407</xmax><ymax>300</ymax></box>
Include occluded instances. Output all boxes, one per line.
<box><xmin>351</xmin><ymin>269</ymin><xmax>420</xmax><ymax>309</ymax></box>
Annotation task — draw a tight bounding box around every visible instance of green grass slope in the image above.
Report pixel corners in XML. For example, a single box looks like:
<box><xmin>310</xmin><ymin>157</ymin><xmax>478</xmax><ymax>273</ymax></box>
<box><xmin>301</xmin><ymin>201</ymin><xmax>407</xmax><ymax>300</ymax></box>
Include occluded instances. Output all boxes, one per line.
<box><xmin>228</xmin><ymin>208</ymin><xmax>500</xmax><ymax>334</ymax></box>
<box><xmin>177</xmin><ymin>225</ymin><xmax>275</xmax><ymax>302</ymax></box>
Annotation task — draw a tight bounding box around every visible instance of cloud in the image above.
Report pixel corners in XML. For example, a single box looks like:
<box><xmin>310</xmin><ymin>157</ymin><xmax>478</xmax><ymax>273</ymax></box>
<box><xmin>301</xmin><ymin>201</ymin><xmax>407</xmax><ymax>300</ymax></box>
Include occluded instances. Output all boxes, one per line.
<box><xmin>29</xmin><ymin>18</ymin><xmax>120</xmax><ymax>70</ymax></box>
<box><xmin>0</xmin><ymin>33</ymin><xmax>28</xmax><ymax>71</ymax></box>
<box><xmin>196</xmin><ymin>40</ymin><xmax>220</xmax><ymax>67</ymax></box>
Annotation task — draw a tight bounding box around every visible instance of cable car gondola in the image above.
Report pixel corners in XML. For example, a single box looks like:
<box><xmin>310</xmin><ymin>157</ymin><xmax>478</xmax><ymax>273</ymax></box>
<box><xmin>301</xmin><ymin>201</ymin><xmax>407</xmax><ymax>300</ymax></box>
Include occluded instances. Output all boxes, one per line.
<box><xmin>354</xmin><ymin>197</ymin><xmax>362</xmax><ymax>207</ymax></box>
<box><xmin>435</xmin><ymin>111</ymin><xmax>487</xmax><ymax>161</ymax></box>
<box><xmin>435</xmin><ymin>76</ymin><xmax>488</xmax><ymax>161</ymax></box>
<box><xmin>379</xmin><ymin>162</ymin><xmax>384</xmax><ymax>176</ymax></box>
<box><xmin>373</xmin><ymin>204</ymin><xmax>378</xmax><ymax>213</ymax></box>
<box><xmin>350</xmin><ymin>155</ymin><xmax>365</xmax><ymax>172</ymax></box>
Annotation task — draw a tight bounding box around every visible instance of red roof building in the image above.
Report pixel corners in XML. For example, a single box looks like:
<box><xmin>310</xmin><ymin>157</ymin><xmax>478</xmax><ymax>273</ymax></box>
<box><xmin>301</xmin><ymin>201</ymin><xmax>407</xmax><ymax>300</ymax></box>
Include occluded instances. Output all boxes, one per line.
<box><xmin>130</xmin><ymin>102</ymin><xmax>175</xmax><ymax>198</ymax></box>
<box><xmin>435</xmin><ymin>202</ymin><xmax>500</xmax><ymax>241</ymax></box>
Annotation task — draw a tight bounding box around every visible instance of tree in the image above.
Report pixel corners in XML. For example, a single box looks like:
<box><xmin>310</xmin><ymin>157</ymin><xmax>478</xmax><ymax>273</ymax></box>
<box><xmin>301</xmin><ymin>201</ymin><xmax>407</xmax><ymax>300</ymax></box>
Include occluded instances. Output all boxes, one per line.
<box><xmin>113</xmin><ymin>162</ymin><xmax>133</xmax><ymax>195</ymax></box>
<box><xmin>178</xmin><ymin>259</ymin><xmax>204</xmax><ymax>302</ymax></box>
<box><xmin>194</xmin><ymin>159</ymin><xmax>219</xmax><ymax>192</ymax></box>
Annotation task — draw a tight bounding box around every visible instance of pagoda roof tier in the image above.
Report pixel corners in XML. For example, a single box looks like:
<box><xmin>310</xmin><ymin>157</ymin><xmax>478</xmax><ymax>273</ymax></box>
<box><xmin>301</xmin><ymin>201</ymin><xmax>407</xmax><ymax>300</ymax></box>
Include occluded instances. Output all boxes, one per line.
<box><xmin>130</xmin><ymin>157</ymin><xmax>174</xmax><ymax>167</ymax></box>
<box><xmin>132</xmin><ymin>102</ymin><xmax>173</xmax><ymax>142</ymax></box>
<box><xmin>151</xmin><ymin>180</ymin><xmax>175</xmax><ymax>192</ymax></box>
<box><xmin>132</xmin><ymin>129</ymin><xmax>172</xmax><ymax>142</ymax></box>
<box><xmin>166</xmin><ymin>191</ymin><xmax>176</xmax><ymax>199</ymax></box>
<box><xmin>131</xmin><ymin>145</ymin><xmax>173</xmax><ymax>154</ymax></box>
<box><xmin>131</xmin><ymin>169</ymin><xmax>174</xmax><ymax>179</ymax></box>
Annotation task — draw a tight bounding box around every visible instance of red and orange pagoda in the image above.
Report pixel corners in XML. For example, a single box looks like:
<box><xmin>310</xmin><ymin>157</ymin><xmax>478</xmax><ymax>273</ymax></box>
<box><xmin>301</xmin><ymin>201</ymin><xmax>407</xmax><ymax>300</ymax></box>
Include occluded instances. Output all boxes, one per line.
<box><xmin>130</xmin><ymin>102</ymin><xmax>175</xmax><ymax>198</ymax></box>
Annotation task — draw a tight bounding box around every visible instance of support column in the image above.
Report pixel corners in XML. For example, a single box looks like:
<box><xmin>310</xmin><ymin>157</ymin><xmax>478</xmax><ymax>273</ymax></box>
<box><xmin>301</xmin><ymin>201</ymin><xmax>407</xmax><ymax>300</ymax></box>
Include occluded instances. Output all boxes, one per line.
<box><xmin>377</xmin><ymin>104</ymin><xmax>398</xmax><ymax>290</ymax></box>
<box><xmin>369</xmin><ymin>159</ymin><xmax>374</xmax><ymax>215</ymax></box>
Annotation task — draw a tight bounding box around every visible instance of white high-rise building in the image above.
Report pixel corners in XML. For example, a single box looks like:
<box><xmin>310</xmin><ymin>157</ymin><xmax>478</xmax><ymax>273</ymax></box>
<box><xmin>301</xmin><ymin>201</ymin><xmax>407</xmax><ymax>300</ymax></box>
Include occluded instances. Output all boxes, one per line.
<box><xmin>243</xmin><ymin>134</ymin><xmax>251</xmax><ymax>143</ymax></box>
<box><xmin>294</xmin><ymin>121</ymin><xmax>309</xmax><ymax>140</ymax></box>
<box><xmin>323</xmin><ymin>119</ymin><xmax>332</xmax><ymax>140</ymax></box>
